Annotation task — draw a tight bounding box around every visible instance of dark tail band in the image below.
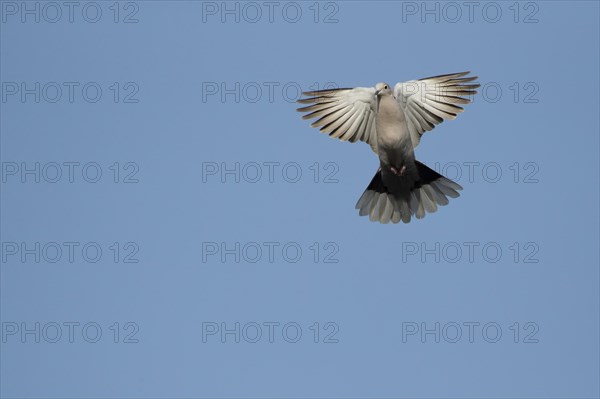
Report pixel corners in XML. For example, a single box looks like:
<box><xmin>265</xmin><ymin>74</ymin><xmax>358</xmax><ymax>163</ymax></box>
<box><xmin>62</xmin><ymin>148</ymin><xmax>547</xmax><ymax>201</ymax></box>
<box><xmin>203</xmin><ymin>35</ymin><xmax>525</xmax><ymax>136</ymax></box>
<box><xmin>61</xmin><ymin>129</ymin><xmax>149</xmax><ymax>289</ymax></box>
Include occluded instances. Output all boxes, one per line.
<box><xmin>355</xmin><ymin>161</ymin><xmax>462</xmax><ymax>224</ymax></box>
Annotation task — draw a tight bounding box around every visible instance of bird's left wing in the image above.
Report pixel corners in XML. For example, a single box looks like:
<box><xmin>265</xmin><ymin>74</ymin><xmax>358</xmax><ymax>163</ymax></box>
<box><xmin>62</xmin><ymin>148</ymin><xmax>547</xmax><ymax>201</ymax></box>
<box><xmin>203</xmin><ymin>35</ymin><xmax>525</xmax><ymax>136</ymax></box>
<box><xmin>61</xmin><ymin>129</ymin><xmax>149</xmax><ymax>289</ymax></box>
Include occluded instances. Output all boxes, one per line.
<box><xmin>297</xmin><ymin>87</ymin><xmax>378</xmax><ymax>153</ymax></box>
<box><xmin>394</xmin><ymin>72</ymin><xmax>479</xmax><ymax>148</ymax></box>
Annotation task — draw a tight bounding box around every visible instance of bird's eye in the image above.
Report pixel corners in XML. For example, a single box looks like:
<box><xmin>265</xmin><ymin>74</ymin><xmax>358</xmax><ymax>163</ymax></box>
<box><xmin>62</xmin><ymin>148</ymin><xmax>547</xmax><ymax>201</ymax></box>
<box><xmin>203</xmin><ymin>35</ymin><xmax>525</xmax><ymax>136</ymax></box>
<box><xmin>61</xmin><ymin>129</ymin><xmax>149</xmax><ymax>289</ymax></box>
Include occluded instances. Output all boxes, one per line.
<box><xmin>384</xmin><ymin>85</ymin><xmax>388</xmax><ymax>89</ymax></box>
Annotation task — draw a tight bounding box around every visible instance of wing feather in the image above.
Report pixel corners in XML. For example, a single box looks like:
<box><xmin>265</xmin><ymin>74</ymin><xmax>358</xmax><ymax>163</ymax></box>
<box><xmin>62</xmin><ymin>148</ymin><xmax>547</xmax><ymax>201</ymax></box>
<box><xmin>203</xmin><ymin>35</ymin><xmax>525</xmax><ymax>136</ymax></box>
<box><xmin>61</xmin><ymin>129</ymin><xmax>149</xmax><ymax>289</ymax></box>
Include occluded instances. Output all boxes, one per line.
<box><xmin>297</xmin><ymin>87</ymin><xmax>378</xmax><ymax>152</ymax></box>
<box><xmin>394</xmin><ymin>72</ymin><xmax>479</xmax><ymax>148</ymax></box>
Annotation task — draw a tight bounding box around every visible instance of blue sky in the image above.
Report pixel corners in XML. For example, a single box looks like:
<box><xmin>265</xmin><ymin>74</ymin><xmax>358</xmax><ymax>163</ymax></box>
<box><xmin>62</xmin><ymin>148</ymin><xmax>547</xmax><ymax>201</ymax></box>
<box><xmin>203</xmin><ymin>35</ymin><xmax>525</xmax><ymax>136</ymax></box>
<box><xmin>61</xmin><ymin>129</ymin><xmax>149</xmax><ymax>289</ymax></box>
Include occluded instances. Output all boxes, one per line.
<box><xmin>1</xmin><ymin>1</ymin><xmax>599</xmax><ymax>397</ymax></box>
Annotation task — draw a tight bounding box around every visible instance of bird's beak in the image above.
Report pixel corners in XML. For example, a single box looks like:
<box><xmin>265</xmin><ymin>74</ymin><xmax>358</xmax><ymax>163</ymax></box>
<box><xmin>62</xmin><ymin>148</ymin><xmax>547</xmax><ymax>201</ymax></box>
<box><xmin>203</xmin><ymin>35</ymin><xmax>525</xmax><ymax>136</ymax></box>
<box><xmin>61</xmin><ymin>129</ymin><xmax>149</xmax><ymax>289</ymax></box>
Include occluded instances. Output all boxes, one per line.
<box><xmin>375</xmin><ymin>89</ymin><xmax>381</xmax><ymax>96</ymax></box>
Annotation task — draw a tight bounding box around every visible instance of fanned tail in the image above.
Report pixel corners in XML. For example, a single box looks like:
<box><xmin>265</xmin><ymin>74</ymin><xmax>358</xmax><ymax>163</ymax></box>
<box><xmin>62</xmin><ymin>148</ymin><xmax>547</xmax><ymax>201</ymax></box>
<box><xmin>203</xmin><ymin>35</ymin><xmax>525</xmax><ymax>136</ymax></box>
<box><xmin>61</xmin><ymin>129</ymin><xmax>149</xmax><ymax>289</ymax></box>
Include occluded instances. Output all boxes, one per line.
<box><xmin>355</xmin><ymin>161</ymin><xmax>462</xmax><ymax>224</ymax></box>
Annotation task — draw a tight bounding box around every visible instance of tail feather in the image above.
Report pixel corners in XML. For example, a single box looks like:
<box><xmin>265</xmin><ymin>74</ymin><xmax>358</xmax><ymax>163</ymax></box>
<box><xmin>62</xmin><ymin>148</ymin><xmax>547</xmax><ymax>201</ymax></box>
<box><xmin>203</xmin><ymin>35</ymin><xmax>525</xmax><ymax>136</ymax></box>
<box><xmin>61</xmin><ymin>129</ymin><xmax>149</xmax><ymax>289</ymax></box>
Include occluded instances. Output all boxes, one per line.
<box><xmin>355</xmin><ymin>161</ymin><xmax>462</xmax><ymax>224</ymax></box>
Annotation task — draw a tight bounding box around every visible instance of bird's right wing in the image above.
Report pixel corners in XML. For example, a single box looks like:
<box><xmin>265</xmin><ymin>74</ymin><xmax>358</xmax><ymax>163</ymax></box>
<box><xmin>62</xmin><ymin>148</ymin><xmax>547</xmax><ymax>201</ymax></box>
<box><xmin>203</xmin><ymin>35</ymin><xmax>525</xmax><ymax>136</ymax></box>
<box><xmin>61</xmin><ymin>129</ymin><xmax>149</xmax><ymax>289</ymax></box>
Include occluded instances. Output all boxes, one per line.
<box><xmin>297</xmin><ymin>87</ymin><xmax>379</xmax><ymax>153</ymax></box>
<box><xmin>394</xmin><ymin>72</ymin><xmax>479</xmax><ymax>149</ymax></box>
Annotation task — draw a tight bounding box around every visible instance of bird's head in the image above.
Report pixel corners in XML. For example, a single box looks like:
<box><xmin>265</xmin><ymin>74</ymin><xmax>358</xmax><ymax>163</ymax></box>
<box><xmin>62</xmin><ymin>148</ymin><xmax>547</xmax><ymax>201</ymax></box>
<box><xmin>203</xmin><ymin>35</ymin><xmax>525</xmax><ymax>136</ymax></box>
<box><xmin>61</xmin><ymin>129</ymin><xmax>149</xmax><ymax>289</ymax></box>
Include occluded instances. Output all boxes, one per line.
<box><xmin>375</xmin><ymin>82</ymin><xmax>392</xmax><ymax>97</ymax></box>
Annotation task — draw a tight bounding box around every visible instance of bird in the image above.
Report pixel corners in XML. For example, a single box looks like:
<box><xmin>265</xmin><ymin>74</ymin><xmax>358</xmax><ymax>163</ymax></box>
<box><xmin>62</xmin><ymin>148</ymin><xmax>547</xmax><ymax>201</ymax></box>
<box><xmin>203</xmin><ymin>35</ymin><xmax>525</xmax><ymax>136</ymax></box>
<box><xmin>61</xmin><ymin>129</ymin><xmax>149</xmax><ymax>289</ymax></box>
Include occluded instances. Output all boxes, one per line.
<box><xmin>296</xmin><ymin>71</ymin><xmax>479</xmax><ymax>224</ymax></box>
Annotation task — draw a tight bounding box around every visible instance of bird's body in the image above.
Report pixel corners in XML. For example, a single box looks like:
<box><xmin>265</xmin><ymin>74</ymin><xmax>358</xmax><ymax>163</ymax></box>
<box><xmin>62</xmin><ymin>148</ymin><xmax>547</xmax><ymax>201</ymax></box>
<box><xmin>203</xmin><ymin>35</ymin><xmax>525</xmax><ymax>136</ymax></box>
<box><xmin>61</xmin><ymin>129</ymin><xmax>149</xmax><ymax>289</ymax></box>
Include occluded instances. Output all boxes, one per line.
<box><xmin>296</xmin><ymin>72</ymin><xmax>479</xmax><ymax>224</ymax></box>
<box><xmin>375</xmin><ymin>85</ymin><xmax>415</xmax><ymax>178</ymax></box>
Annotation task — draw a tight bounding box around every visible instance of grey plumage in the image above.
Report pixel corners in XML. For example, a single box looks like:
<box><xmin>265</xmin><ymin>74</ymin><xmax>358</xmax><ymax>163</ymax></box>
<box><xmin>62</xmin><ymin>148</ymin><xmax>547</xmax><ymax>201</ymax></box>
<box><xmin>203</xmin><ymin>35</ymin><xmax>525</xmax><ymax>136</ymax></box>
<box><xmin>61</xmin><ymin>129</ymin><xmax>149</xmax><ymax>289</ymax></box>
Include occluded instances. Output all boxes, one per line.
<box><xmin>297</xmin><ymin>72</ymin><xmax>479</xmax><ymax>224</ymax></box>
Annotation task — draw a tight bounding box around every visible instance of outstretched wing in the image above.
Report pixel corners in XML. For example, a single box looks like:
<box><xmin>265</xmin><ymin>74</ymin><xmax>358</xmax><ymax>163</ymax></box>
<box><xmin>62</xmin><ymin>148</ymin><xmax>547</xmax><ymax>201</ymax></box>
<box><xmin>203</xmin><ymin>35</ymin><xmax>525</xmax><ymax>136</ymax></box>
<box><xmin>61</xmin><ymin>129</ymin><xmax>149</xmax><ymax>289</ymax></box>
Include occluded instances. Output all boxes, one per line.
<box><xmin>394</xmin><ymin>72</ymin><xmax>479</xmax><ymax>148</ymax></box>
<box><xmin>297</xmin><ymin>87</ymin><xmax>378</xmax><ymax>153</ymax></box>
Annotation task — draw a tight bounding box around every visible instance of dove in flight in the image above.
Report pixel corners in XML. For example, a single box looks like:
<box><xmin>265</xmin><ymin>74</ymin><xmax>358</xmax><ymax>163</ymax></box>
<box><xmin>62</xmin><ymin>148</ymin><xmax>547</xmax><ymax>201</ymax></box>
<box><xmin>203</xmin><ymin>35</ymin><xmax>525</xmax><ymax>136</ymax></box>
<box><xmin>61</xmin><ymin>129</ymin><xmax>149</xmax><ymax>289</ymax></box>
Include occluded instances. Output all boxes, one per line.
<box><xmin>296</xmin><ymin>71</ymin><xmax>479</xmax><ymax>224</ymax></box>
